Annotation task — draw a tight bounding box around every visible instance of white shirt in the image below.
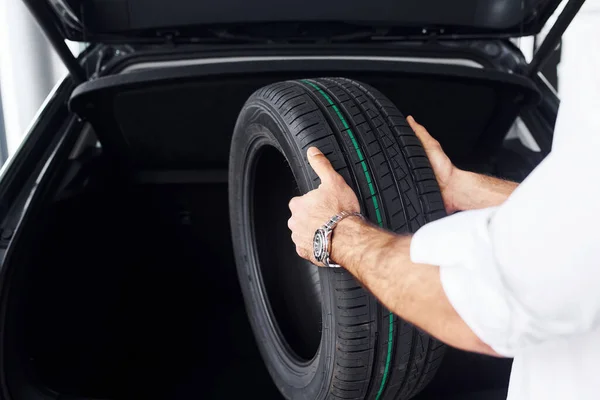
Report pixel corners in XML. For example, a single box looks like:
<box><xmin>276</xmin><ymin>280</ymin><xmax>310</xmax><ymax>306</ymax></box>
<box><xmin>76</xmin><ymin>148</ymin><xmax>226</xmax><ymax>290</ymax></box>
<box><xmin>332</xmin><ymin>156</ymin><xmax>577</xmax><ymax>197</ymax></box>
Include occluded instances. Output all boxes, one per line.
<box><xmin>410</xmin><ymin>4</ymin><xmax>600</xmax><ymax>399</ymax></box>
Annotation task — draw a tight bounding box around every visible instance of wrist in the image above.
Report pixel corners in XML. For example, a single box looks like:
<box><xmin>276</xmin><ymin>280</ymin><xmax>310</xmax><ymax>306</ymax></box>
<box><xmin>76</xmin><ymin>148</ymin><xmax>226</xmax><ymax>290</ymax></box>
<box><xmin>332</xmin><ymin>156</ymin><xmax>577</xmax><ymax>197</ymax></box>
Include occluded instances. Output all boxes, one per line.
<box><xmin>329</xmin><ymin>215</ymin><xmax>369</xmax><ymax>269</ymax></box>
<box><xmin>446</xmin><ymin>169</ymin><xmax>518</xmax><ymax>211</ymax></box>
<box><xmin>444</xmin><ymin>167</ymin><xmax>469</xmax><ymax>213</ymax></box>
<box><xmin>329</xmin><ymin>216</ymin><xmax>399</xmax><ymax>275</ymax></box>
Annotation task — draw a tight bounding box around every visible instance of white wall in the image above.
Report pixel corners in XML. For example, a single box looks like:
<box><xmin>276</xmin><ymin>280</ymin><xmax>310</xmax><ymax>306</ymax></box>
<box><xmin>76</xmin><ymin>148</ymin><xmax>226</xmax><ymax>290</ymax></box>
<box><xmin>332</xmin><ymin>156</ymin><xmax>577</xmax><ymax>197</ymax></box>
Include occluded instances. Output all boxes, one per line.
<box><xmin>0</xmin><ymin>0</ymin><xmax>67</xmax><ymax>156</ymax></box>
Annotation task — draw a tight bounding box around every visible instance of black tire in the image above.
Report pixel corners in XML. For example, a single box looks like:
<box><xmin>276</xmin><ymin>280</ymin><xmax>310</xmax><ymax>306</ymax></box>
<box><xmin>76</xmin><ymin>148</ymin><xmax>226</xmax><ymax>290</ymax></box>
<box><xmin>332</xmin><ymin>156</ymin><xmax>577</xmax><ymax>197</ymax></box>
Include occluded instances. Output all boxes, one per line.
<box><xmin>229</xmin><ymin>78</ymin><xmax>446</xmax><ymax>400</ymax></box>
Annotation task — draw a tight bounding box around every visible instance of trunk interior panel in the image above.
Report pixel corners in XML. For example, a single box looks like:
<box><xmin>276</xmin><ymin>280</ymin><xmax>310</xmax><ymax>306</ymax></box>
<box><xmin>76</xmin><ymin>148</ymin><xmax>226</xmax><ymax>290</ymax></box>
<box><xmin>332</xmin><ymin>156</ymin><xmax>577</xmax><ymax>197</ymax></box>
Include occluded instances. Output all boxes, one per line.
<box><xmin>70</xmin><ymin>60</ymin><xmax>540</xmax><ymax>171</ymax></box>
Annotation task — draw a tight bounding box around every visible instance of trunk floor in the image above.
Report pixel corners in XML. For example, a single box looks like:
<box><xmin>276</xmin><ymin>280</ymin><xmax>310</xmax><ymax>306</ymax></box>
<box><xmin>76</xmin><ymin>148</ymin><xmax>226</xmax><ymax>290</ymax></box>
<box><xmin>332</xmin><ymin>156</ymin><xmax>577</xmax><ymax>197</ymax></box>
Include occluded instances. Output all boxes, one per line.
<box><xmin>24</xmin><ymin>183</ymin><xmax>509</xmax><ymax>400</ymax></box>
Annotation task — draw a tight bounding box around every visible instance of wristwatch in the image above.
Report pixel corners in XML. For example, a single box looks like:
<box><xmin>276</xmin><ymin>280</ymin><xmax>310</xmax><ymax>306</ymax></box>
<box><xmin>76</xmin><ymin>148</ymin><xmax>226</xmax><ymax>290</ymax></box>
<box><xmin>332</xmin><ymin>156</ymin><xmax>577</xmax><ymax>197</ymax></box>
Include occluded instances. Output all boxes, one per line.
<box><xmin>313</xmin><ymin>211</ymin><xmax>363</xmax><ymax>268</ymax></box>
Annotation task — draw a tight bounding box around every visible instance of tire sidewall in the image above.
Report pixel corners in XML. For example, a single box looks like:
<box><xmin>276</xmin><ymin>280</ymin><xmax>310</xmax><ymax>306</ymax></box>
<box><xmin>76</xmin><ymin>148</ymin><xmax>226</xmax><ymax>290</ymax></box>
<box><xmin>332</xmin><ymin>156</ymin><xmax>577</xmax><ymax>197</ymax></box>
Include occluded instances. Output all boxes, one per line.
<box><xmin>229</xmin><ymin>100</ymin><xmax>337</xmax><ymax>399</ymax></box>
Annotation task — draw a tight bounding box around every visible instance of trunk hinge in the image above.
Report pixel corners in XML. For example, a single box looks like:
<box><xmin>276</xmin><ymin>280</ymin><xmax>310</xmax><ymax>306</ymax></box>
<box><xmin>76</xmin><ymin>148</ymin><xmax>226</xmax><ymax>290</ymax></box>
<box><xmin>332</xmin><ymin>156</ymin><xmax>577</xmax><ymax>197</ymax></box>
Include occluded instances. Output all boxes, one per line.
<box><xmin>22</xmin><ymin>0</ymin><xmax>86</xmax><ymax>84</ymax></box>
<box><xmin>524</xmin><ymin>0</ymin><xmax>586</xmax><ymax>77</ymax></box>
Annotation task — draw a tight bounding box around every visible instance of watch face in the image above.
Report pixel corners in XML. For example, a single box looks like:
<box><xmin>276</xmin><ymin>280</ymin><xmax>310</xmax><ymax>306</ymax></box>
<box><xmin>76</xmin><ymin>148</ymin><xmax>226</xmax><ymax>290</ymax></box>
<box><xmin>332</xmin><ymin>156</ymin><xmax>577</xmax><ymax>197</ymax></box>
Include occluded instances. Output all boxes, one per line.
<box><xmin>313</xmin><ymin>230</ymin><xmax>325</xmax><ymax>261</ymax></box>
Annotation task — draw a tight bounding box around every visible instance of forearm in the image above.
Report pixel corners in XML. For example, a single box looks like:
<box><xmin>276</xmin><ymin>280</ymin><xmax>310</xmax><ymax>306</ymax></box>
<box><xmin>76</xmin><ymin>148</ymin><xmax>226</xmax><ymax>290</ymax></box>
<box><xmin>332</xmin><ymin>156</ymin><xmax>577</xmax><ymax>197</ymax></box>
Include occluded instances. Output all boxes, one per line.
<box><xmin>448</xmin><ymin>169</ymin><xmax>518</xmax><ymax>212</ymax></box>
<box><xmin>332</xmin><ymin>217</ymin><xmax>498</xmax><ymax>356</ymax></box>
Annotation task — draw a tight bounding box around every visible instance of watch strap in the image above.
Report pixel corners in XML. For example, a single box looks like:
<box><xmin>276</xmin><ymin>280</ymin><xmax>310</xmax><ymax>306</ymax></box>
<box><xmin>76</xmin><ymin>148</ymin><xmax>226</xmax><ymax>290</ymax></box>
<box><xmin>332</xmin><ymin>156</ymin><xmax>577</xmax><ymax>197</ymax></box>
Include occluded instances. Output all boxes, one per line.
<box><xmin>324</xmin><ymin>211</ymin><xmax>363</xmax><ymax>230</ymax></box>
<box><xmin>322</xmin><ymin>211</ymin><xmax>363</xmax><ymax>268</ymax></box>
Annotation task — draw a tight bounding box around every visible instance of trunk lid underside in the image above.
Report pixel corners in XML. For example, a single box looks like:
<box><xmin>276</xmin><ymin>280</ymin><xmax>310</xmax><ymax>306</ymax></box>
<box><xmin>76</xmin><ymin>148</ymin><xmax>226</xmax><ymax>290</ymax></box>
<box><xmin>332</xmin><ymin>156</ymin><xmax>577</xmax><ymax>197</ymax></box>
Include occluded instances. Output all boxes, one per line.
<box><xmin>46</xmin><ymin>0</ymin><xmax>563</xmax><ymax>42</ymax></box>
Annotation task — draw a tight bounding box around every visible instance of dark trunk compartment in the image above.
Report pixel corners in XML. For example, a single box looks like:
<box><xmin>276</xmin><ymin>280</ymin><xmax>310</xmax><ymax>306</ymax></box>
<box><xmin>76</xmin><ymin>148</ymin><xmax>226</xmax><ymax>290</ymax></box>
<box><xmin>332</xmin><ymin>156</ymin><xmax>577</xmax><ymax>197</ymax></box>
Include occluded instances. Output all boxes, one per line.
<box><xmin>7</xmin><ymin>171</ymin><xmax>513</xmax><ymax>400</ymax></box>
<box><xmin>2</xmin><ymin>64</ymin><xmax>536</xmax><ymax>399</ymax></box>
<box><xmin>10</xmin><ymin>177</ymin><xmax>282</xmax><ymax>399</ymax></box>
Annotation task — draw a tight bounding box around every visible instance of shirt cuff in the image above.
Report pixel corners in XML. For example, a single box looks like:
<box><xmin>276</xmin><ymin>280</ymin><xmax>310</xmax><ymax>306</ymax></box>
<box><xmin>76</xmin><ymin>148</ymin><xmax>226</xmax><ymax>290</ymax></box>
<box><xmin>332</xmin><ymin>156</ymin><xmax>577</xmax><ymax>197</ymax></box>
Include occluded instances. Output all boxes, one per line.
<box><xmin>410</xmin><ymin>208</ymin><xmax>515</xmax><ymax>357</ymax></box>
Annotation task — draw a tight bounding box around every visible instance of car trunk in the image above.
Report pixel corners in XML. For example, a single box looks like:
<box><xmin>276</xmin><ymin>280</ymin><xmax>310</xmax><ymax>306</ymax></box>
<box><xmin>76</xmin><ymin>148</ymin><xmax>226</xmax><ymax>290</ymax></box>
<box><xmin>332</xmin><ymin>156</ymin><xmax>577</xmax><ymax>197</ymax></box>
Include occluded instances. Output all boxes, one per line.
<box><xmin>2</xmin><ymin>61</ymin><xmax>537</xmax><ymax>400</ymax></box>
<box><xmin>6</xmin><ymin>176</ymin><xmax>280</xmax><ymax>399</ymax></box>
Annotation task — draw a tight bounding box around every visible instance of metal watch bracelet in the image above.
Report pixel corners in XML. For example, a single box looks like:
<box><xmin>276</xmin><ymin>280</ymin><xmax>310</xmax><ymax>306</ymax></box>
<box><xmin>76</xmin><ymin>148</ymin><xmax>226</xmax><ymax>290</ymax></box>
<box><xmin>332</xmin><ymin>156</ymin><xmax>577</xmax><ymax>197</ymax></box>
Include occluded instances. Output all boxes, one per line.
<box><xmin>313</xmin><ymin>211</ymin><xmax>364</xmax><ymax>268</ymax></box>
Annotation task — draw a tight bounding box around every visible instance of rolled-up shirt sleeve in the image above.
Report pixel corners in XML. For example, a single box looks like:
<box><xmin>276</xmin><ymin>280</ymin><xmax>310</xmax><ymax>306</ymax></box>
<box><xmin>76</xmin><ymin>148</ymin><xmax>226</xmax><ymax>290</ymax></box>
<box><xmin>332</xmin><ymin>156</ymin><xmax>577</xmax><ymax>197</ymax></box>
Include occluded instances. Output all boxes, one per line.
<box><xmin>410</xmin><ymin>143</ymin><xmax>600</xmax><ymax>357</ymax></box>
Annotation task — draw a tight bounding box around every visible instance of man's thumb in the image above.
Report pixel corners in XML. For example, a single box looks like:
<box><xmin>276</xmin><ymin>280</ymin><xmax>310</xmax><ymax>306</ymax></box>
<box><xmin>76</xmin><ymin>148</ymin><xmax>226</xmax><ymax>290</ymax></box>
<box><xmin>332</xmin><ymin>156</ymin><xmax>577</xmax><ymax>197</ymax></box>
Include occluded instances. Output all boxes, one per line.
<box><xmin>307</xmin><ymin>147</ymin><xmax>335</xmax><ymax>183</ymax></box>
<box><xmin>407</xmin><ymin>116</ymin><xmax>434</xmax><ymax>145</ymax></box>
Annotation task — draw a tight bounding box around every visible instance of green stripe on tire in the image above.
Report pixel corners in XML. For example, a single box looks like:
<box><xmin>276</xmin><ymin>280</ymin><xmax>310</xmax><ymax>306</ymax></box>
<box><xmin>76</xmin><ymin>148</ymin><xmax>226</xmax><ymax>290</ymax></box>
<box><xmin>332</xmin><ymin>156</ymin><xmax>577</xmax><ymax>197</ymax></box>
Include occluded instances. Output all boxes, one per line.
<box><xmin>302</xmin><ymin>79</ymin><xmax>392</xmax><ymax>400</ymax></box>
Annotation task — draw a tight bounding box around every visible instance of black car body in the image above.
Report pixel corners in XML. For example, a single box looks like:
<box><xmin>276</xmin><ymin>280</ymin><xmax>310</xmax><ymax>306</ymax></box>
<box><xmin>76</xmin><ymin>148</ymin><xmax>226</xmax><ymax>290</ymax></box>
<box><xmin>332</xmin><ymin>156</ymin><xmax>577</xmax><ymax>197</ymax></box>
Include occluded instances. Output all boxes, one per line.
<box><xmin>0</xmin><ymin>0</ymin><xmax>583</xmax><ymax>399</ymax></box>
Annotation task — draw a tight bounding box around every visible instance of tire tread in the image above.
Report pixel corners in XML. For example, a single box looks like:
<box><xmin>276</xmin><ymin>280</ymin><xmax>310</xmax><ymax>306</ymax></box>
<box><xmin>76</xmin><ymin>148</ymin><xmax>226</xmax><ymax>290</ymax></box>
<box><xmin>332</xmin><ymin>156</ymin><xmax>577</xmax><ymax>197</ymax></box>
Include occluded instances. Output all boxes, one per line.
<box><xmin>243</xmin><ymin>78</ymin><xmax>446</xmax><ymax>400</ymax></box>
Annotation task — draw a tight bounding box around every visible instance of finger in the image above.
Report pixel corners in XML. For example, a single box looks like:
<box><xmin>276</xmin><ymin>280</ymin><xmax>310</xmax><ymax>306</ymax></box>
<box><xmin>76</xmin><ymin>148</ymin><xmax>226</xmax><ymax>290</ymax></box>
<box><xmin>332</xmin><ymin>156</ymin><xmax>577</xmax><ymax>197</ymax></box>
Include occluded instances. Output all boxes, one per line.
<box><xmin>287</xmin><ymin>217</ymin><xmax>295</xmax><ymax>231</ymax></box>
<box><xmin>295</xmin><ymin>246</ymin><xmax>309</xmax><ymax>259</ymax></box>
<box><xmin>407</xmin><ymin>116</ymin><xmax>437</xmax><ymax>148</ymax></box>
<box><xmin>291</xmin><ymin>231</ymin><xmax>302</xmax><ymax>244</ymax></box>
<box><xmin>288</xmin><ymin>196</ymin><xmax>300</xmax><ymax>212</ymax></box>
<box><xmin>307</xmin><ymin>147</ymin><xmax>339</xmax><ymax>184</ymax></box>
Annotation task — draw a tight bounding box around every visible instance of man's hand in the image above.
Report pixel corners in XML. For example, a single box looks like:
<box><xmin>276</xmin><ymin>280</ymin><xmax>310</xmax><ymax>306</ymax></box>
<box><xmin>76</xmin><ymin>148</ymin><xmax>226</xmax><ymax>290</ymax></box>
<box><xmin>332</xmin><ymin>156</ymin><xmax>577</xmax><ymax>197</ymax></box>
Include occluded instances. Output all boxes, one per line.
<box><xmin>286</xmin><ymin>148</ymin><xmax>496</xmax><ymax>357</ymax></box>
<box><xmin>285</xmin><ymin>144</ymin><xmax>498</xmax><ymax>357</ymax></box>
<box><xmin>407</xmin><ymin>116</ymin><xmax>518</xmax><ymax>212</ymax></box>
<box><xmin>407</xmin><ymin>116</ymin><xmax>458</xmax><ymax>213</ymax></box>
<box><xmin>288</xmin><ymin>147</ymin><xmax>360</xmax><ymax>265</ymax></box>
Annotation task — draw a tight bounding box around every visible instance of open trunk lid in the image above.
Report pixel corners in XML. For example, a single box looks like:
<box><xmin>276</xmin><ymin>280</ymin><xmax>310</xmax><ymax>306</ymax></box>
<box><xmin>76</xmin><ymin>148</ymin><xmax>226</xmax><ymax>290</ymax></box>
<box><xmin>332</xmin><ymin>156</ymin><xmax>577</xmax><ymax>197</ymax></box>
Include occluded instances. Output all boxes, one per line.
<box><xmin>42</xmin><ymin>0</ymin><xmax>568</xmax><ymax>43</ymax></box>
<box><xmin>23</xmin><ymin>0</ymin><xmax>586</xmax><ymax>86</ymax></box>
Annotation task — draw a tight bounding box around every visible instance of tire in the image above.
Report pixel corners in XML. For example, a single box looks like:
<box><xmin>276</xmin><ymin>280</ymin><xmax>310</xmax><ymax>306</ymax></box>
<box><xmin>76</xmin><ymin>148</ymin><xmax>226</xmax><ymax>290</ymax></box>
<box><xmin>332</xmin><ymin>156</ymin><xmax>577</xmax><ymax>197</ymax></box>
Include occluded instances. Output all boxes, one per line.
<box><xmin>229</xmin><ymin>78</ymin><xmax>446</xmax><ymax>400</ymax></box>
